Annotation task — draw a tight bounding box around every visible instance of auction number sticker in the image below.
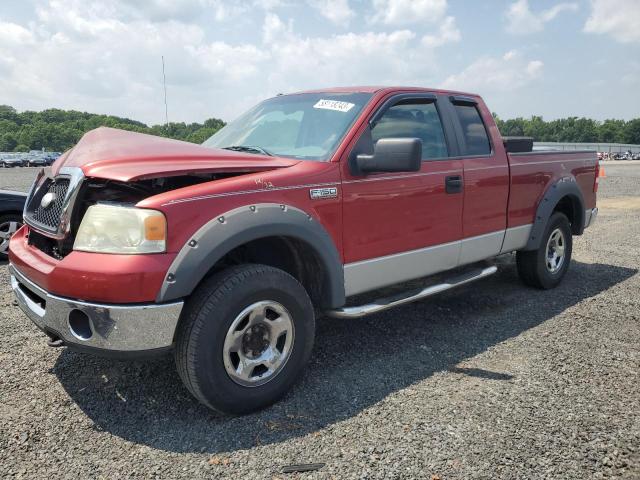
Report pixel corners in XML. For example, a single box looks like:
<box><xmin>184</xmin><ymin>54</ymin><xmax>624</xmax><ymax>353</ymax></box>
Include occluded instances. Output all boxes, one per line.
<box><xmin>313</xmin><ymin>99</ymin><xmax>355</xmax><ymax>112</ymax></box>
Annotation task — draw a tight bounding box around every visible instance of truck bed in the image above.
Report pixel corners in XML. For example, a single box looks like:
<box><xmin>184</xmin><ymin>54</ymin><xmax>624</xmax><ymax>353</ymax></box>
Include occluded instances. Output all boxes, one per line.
<box><xmin>506</xmin><ymin>149</ymin><xmax>598</xmax><ymax>229</ymax></box>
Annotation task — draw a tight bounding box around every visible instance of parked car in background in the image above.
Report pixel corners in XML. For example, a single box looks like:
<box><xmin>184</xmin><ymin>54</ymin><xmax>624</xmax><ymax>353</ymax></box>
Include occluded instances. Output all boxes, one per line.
<box><xmin>1</xmin><ymin>154</ymin><xmax>26</xmax><ymax>168</ymax></box>
<box><xmin>0</xmin><ymin>190</ymin><xmax>27</xmax><ymax>258</ymax></box>
<box><xmin>44</xmin><ymin>152</ymin><xmax>62</xmax><ymax>165</ymax></box>
<box><xmin>25</xmin><ymin>154</ymin><xmax>49</xmax><ymax>167</ymax></box>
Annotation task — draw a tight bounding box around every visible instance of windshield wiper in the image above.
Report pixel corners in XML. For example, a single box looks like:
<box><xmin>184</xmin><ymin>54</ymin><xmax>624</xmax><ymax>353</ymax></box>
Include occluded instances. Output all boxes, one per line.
<box><xmin>222</xmin><ymin>145</ymin><xmax>273</xmax><ymax>156</ymax></box>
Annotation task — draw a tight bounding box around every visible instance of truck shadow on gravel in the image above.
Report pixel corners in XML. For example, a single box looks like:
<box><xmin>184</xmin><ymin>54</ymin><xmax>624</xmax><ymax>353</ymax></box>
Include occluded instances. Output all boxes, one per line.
<box><xmin>52</xmin><ymin>259</ymin><xmax>636</xmax><ymax>454</ymax></box>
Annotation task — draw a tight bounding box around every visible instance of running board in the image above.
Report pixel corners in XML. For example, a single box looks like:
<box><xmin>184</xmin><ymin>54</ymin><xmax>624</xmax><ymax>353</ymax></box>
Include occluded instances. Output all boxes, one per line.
<box><xmin>326</xmin><ymin>265</ymin><xmax>498</xmax><ymax>319</ymax></box>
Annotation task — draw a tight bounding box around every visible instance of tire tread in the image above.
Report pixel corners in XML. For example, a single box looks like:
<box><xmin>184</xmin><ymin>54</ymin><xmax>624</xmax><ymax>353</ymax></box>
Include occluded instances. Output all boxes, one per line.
<box><xmin>174</xmin><ymin>264</ymin><xmax>312</xmax><ymax>413</ymax></box>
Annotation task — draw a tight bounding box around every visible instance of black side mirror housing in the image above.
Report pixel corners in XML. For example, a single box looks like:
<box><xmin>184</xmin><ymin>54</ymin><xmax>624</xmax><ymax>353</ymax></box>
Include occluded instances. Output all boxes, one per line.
<box><xmin>356</xmin><ymin>138</ymin><xmax>422</xmax><ymax>174</ymax></box>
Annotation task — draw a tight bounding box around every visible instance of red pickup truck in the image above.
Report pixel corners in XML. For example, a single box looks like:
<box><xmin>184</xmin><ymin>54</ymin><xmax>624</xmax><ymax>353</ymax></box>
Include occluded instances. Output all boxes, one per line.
<box><xmin>9</xmin><ymin>87</ymin><xmax>598</xmax><ymax>413</ymax></box>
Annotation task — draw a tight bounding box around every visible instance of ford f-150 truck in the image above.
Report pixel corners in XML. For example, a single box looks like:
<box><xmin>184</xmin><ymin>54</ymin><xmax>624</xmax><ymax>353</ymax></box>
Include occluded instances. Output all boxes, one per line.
<box><xmin>9</xmin><ymin>87</ymin><xmax>598</xmax><ymax>414</ymax></box>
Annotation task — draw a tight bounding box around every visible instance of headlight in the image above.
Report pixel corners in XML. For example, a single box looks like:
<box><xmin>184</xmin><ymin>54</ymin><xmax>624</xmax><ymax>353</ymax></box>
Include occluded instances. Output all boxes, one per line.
<box><xmin>73</xmin><ymin>204</ymin><xmax>166</xmax><ymax>254</ymax></box>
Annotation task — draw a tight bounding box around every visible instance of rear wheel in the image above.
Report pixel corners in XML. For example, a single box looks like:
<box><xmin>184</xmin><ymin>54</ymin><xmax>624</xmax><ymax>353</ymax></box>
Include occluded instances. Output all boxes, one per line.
<box><xmin>517</xmin><ymin>212</ymin><xmax>572</xmax><ymax>289</ymax></box>
<box><xmin>174</xmin><ymin>264</ymin><xmax>315</xmax><ymax>414</ymax></box>
<box><xmin>0</xmin><ymin>214</ymin><xmax>23</xmax><ymax>259</ymax></box>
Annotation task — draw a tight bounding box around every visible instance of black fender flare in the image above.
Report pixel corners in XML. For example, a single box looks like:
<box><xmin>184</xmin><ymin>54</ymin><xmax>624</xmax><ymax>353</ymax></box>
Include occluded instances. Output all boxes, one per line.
<box><xmin>157</xmin><ymin>203</ymin><xmax>345</xmax><ymax>308</ymax></box>
<box><xmin>524</xmin><ymin>177</ymin><xmax>586</xmax><ymax>251</ymax></box>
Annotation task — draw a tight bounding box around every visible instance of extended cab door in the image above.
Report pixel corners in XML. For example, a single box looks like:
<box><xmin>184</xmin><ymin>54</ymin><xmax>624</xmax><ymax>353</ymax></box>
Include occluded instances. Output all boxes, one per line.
<box><xmin>340</xmin><ymin>93</ymin><xmax>465</xmax><ymax>296</ymax></box>
<box><xmin>442</xmin><ymin>96</ymin><xmax>510</xmax><ymax>264</ymax></box>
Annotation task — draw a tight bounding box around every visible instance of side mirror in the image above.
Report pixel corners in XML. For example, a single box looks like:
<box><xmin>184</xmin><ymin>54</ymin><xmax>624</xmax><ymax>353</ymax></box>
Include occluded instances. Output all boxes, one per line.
<box><xmin>356</xmin><ymin>138</ymin><xmax>422</xmax><ymax>174</ymax></box>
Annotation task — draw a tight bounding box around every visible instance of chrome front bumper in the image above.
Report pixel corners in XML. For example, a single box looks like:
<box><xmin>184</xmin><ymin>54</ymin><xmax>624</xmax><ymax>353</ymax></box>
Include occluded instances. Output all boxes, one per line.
<box><xmin>584</xmin><ymin>207</ymin><xmax>598</xmax><ymax>229</ymax></box>
<box><xmin>9</xmin><ymin>264</ymin><xmax>183</xmax><ymax>355</ymax></box>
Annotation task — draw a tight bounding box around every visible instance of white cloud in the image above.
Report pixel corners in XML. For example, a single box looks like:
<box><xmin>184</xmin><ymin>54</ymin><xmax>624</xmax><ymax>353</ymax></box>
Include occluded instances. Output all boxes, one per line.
<box><xmin>441</xmin><ymin>51</ymin><xmax>544</xmax><ymax>93</ymax></box>
<box><xmin>188</xmin><ymin>42</ymin><xmax>270</xmax><ymax>81</ymax></box>
<box><xmin>263</xmin><ymin>23</ymin><xmax>429</xmax><ymax>90</ymax></box>
<box><xmin>505</xmin><ymin>0</ymin><xmax>578</xmax><ymax>35</ymax></box>
<box><xmin>421</xmin><ymin>16</ymin><xmax>460</xmax><ymax>47</ymax></box>
<box><xmin>370</xmin><ymin>0</ymin><xmax>447</xmax><ymax>25</ymax></box>
<box><xmin>0</xmin><ymin>1</ymin><xmax>459</xmax><ymax>125</ymax></box>
<box><xmin>0</xmin><ymin>20</ymin><xmax>36</xmax><ymax>45</ymax></box>
<box><xmin>308</xmin><ymin>0</ymin><xmax>355</xmax><ymax>27</ymax></box>
<box><xmin>584</xmin><ymin>0</ymin><xmax>640</xmax><ymax>44</ymax></box>
<box><xmin>262</xmin><ymin>12</ymin><xmax>291</xmax><ymax>43</ymax></box>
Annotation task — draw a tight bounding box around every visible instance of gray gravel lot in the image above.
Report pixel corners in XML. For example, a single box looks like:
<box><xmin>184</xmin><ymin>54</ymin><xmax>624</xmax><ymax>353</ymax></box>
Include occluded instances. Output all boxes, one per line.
<box><xmin>1</xmin><ymin>165</ymin><xmax>639</xmax><ymax>479</ymax></box>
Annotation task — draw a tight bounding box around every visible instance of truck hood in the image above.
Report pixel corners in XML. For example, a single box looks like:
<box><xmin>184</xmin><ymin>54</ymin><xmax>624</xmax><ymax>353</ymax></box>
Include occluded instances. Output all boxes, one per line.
<box><xmin>53</xmin><ymin>127</ymin><xmax>299</xmax><ymax>182</ymax></box>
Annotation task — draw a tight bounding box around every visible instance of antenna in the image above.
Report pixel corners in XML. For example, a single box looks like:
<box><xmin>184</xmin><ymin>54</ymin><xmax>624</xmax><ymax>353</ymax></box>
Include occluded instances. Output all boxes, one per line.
<box><xmin>162</xmin><ymin>55</ymin><xmax>169</xmax><ymax>128</ymax></box>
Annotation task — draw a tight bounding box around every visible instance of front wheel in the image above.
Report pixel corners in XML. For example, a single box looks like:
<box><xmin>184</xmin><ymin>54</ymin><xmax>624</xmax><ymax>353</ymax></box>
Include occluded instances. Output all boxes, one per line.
<box><xmin>174</xmin><ymin>264</ymin><xmax>315</xmax><ymax>414</ymax></box>
<box><xmin>516</xmin><ymin>212</ymin><xmax>573</xmax><ymax>289</ymax></box>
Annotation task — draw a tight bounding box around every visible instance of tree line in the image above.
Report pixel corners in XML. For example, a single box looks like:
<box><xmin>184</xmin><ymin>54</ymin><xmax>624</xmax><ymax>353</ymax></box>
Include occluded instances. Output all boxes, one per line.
<box><xmin>493</xmin><ymin>114</ymin><xmax>640</xmax><ymax>145</ymax></box>
<box><xmin>1</xmin><ymin>104</ymin><xmax>639</xmax><ymax>153</ymax></box>
<box><xmin>0</xmin><ymin>105</ymin><xmax>226</xmax><ymax>153</ymax></box>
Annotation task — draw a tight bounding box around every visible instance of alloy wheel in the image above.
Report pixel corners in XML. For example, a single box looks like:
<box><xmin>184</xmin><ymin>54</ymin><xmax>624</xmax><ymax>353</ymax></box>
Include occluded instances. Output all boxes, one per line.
<box><xmin>546</xmin><ymin>228</ymin><xmax>566</xmax><ymax>274</ymax></box>
<box><xmin>222</xmin><ymin>300</ymin><xmax>295</xmax><ymax>387</ymax></box>
<box><xmin>0</xmin><ymin>220</ymin><xmax>21</xmax><ymax>255</ymax></box>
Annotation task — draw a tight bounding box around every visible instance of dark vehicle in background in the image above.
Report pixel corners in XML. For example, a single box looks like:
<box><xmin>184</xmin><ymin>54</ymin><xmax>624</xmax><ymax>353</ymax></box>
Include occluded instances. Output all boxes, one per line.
<box><xmin>25</xmin><ymin>156</ymin><xmax>48</xmax><ymax>167</ymax></box>
<box><xmin>25</xmin><ymin>152</ymin><xmax>49</xmax><ymax>167</ymax></box>
<box><xmin>0</xmin><ymin>190</ymin><xmax>26</xmax><ymax>258</ymax></box>
<box><xmin>1</xmin><ymin>154</ymin><xmax>26</xmax><ymax>168</ymax></box>
<box><xmin>44</xmin><ymin>152</ymin><xmax>62</xmax><ymax>165</ymax></box>
<box><xmin>0</xmin><ymin>152</ymin><xmax>61</xmax><ymax>168</ymax></box>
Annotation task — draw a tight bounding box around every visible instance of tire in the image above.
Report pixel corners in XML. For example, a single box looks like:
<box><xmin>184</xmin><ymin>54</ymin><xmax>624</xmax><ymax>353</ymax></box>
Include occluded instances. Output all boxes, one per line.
<box><xmin>174</xmin><ymin>264</ymin><xmax>315</xmax><ymax>414</ymax></box>
<box><xmin>517</xmin><ymin>212</ymin><xmax>573</xmax><ymax>289</ymax></box>
<box><xmin>0</xmin><ymin>214</ymin><xmax>23</xmax><ymax>259</ymax></box>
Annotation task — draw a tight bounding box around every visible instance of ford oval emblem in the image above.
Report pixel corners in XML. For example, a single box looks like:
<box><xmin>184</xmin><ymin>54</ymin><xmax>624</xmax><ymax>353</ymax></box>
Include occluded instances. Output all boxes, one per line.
<box><xmin>41</xmin><ymin>192</ymin><xmax>57</xmax><ymax>209</ymax></box>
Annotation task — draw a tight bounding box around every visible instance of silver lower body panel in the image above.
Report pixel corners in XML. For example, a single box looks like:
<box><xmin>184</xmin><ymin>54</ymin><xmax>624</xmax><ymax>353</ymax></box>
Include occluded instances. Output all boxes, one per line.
<box><xmin>9</xmin><ymin>264</ymin><xmax>183</xmax><ymax>354</ymax></box>
<box><xmin>344</xmin><ymin>225</ymin><xmax>532</xmax><ymax>297</ymax></box>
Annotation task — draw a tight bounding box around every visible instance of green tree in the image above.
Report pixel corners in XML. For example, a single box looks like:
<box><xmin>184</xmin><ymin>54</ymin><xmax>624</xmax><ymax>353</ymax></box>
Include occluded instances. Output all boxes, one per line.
<box><xmin>598</xmin><ymin>119</ymin><xmax>625</xmax><ymax>143</ymax></box>
<box><xmin>0</xmin><ymin>104</ymin><xmax>226</xmax><ymax>151</ymax></box>
<box><xmin>0</xmin><ymin>132</ymin><xmax>18</xmax><ymax>151</ymax></box>
<box><xmin>623</xmin><ymin>119</ymin><xmax>640</xmax><ymax>144</ymax></box>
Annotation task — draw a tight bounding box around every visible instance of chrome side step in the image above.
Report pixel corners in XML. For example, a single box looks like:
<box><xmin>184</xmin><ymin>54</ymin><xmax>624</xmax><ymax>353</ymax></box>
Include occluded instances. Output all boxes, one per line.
<box><xmin>326</xmin><ymin>266</ymin><xmax>498</xmax><ymax>319</ymax></box>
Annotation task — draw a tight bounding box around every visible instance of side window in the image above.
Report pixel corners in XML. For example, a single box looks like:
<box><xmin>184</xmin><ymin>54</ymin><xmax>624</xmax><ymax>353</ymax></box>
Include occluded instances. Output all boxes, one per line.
<box><xmin>453</xmin><ymin>103</ymin><xmax>491</xmax><ymax>155</ymax></box>
<box><xmin>371</xmin><ymin>101</ymin><xmax>448</xmax><ymax>160</ymax></box>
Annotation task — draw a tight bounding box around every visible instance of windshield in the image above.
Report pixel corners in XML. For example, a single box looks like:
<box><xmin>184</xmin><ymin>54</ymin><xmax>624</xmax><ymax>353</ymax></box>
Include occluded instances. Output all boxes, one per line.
<box><xmin>203</xmin><ymin>92</ymin><xmax>372</xmax><ymax>161</ymax></box>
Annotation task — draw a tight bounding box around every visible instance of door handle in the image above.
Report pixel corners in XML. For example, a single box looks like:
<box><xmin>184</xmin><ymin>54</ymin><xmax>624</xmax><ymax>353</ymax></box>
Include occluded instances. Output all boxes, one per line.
<box><xmin>445</xmin><ymin>175</ymin><xmax>463</xmax><ymax>194</ymax></box>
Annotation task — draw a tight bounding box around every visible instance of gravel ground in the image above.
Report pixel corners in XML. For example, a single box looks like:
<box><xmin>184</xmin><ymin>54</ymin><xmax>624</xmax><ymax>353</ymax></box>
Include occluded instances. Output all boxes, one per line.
<box><xmin>1</xmin><ymin>165</ymin><xmax>639</xmax><ymax>479</ymax></box>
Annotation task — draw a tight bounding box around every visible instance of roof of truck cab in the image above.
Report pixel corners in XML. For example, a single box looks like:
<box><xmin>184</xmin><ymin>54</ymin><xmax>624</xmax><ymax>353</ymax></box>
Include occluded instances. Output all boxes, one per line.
<box><xmin>290</xmin><ymin>86</ymin><xmax>479</xmax><ymax>97</ymax></box>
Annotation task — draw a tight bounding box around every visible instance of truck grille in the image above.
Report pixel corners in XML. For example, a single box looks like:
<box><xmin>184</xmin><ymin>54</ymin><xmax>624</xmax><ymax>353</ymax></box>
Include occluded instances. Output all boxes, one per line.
<box><xmin>26</xmin><ymin>178</ymin><xmax>70</xmax><ymax>230</ymax></box>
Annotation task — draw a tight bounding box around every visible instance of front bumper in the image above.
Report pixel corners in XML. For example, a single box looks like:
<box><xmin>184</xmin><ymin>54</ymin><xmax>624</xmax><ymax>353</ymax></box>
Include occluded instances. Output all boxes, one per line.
<box><xmin>9</xmin><ymin>264</ymin><xmax>183</xmax><ymax>356</ymax></box>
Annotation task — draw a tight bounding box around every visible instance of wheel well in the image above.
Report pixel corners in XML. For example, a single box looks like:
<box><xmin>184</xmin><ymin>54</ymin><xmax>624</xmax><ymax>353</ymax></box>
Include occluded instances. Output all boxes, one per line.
<box><xmin>206</xmin><ymin>236</ymin><xmax>329</xmax><ymax>308</ymax></box>
<box><xmin>553</xmin><ymin>195</ymin><xmax>582</xmax><ymax>235</ymax></box>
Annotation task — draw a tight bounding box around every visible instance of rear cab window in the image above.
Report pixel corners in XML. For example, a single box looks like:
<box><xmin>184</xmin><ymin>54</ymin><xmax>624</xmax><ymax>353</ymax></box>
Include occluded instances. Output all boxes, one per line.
<box><xmin>451</xmin><ymin>102</ymin><xmax>492</xmax><ymax>156</ymax></box>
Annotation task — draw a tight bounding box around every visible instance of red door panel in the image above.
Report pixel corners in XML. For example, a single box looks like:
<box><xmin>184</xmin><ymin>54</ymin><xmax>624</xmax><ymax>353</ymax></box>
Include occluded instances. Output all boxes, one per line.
<box><xmin>462</xmin><ymin>158</ymin><xmax>509</xmax><ymax>237</ymax></box>
<box><xmin>342</xmin><ymin>159</ymin><xmax>463</xmax><ymax>263</ymax></box>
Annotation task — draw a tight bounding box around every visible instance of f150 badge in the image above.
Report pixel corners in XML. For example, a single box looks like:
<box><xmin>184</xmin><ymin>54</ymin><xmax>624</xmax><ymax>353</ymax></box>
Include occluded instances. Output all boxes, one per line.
<box><xmin>309</xmin><ymin>187</ymin><xmax>338</xmax><ymax>200</ymax></box>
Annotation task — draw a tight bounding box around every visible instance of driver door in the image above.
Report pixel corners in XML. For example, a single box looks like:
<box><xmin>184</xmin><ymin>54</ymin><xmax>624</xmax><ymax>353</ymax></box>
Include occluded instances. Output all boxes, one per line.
<box><xmin>340</xmin><ymin>94</ymin><xmax>464</xmax><ymax>296</ymax></box>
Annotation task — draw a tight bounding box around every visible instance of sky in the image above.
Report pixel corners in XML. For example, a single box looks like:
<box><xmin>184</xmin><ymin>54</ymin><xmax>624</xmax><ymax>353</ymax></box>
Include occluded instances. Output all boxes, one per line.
<box><xmin>0</xmin><ymin>0</ymin><xmax>639</xmax><ymax>125</ymax></box>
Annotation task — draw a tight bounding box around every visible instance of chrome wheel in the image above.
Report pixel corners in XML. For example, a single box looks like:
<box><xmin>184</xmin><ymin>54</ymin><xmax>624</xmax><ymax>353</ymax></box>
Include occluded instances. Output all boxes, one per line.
<box><xmin>223</xmin><ymin>300</ymin><xmax>294</xmax><ymax>387</ymax></box>
<box><xmin>546</xmin><ymin>228</ymin><xmax>565</xmax><ymax>274</ymax></box>
<box><xmin>0</xmin><ymin>220</ymin><xmax>21</xmax><ymax>256</ymax></box>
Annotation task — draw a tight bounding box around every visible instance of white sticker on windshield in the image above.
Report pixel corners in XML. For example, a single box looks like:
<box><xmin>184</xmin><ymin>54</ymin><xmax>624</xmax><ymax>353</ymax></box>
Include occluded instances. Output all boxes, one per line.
<box><xmin>313</xmin><ymin>99</ymin><xmax>355</xmax><ymax>113</ymax></box>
